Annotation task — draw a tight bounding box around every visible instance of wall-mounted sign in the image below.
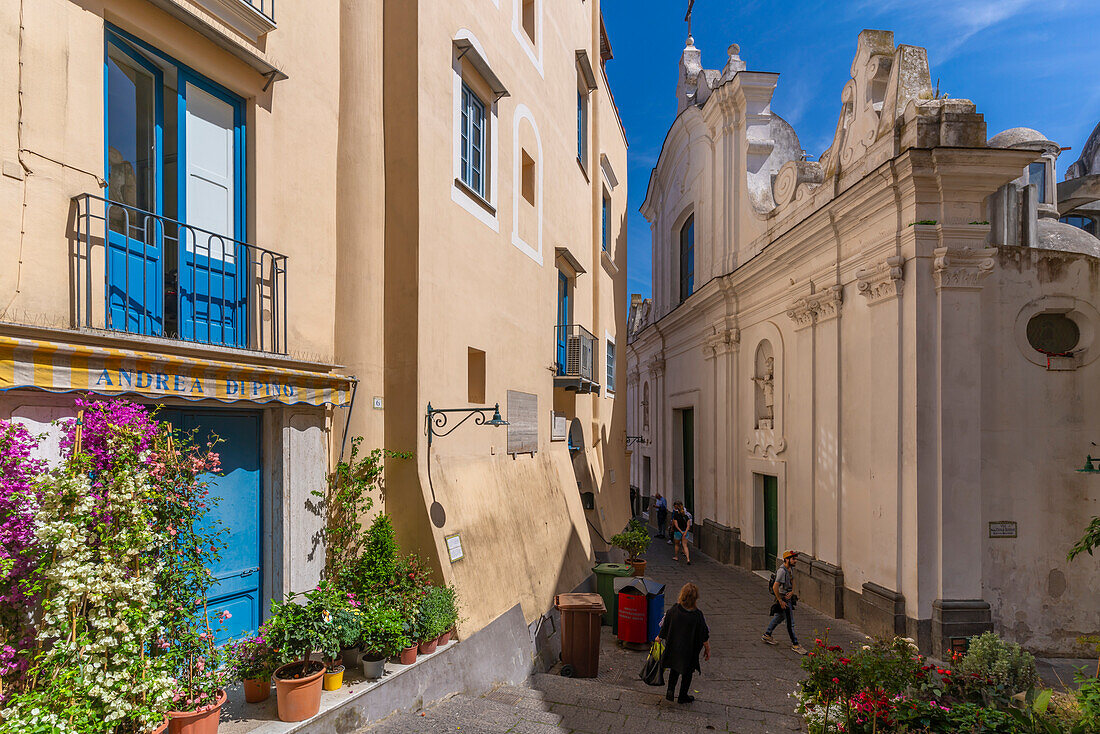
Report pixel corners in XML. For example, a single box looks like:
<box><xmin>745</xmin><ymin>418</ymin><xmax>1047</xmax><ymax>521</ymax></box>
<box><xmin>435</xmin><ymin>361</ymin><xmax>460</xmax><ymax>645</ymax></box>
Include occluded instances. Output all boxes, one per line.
<box><xmin>373</xmin><ymin>396</ymin><xmax>384</xmax><ymax>409</ymax></box>
<box><xmin>988</xmin><ymin>521</ymin><xmax>1017</xmax><ymax>538</ymax></box>
<box><xmin>445</xmin><ymin>533</ymin><xmax>464</xmax><ymax>563</ymax></box>
<box><xmin>551</xmin><ymin>411</ymin><xmax>567</xmax><ymax>441</ymax></box>
<box><xmin>507</xmin><ymin>390</ymin><xmax>538</xmax><ymax>454</ymax></box>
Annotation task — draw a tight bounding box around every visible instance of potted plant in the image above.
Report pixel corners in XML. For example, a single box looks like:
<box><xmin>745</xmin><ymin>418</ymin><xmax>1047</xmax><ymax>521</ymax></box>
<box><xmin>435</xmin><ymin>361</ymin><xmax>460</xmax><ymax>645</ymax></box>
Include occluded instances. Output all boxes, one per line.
<box><xmin>321</xmin><ymin>592</ymin><xmax>361</xmax><ymax>691</ymax></box>
<box><xmin>357</xmin><ymin>600</ymin><xmax>408</xmax><ymax>679</ymax></box>
<box><xmin>611</xmin><ymin>520</ymin><xmax>652</xmax><ymax>576</ymax></box>
<box><xmin>226</xmin><ymin>634</ymin><xmax>277</xmax><ymax>704</ymax></box>
<box><xmin>416</xmin><ymin>588</ymin><xmax>448</xmax><ymax>655</ymax></box>
<box><xmin>435</xmin><ymin>586</ymin><xmax>459</xmax><ymax>646</ymax></box>
<box><xmin>266</xmin><ymin>585</ymin><xmax>337</xmax><ymax>723</ymax></box>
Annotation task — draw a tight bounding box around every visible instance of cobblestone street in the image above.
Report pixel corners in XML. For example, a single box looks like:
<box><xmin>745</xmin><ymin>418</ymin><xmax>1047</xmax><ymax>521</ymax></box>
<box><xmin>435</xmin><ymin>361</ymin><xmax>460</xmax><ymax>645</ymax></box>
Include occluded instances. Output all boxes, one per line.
<box><xmin>361</xmin><ymin>535</ymin><xmax>868</xmax><ymax>733</ymax></box>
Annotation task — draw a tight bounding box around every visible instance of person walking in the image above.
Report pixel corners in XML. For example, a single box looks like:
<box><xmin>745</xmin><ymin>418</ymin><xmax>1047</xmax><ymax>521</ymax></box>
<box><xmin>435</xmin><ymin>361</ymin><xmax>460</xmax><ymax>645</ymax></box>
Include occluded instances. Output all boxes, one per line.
<box><xmin>655</xmin><ymin>493</ymin><xmax>668</xmax><ymax>538</ymax></box>
<box><xmin>762</xmin><ymin>549</ymin><xmax>807</xmax><ymax>654</ymax></box>
<box><xmin>656</xmin><ymin>582</ymin><xmax>710</xmax><ymax>704</ymax></box>
<box><xmin>671</xmin><ymin>501</ymin><xmax>691</xmax><ymax>564</ymax></box>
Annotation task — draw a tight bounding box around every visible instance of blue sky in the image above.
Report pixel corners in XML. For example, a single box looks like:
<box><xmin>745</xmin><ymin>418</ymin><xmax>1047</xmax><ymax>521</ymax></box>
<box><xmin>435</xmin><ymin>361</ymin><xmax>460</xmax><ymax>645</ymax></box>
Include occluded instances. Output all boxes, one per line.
<box><xmin>602</xmin><ymin>0</ymin><xmax>1100</xmax><ymax>298</ymax></box>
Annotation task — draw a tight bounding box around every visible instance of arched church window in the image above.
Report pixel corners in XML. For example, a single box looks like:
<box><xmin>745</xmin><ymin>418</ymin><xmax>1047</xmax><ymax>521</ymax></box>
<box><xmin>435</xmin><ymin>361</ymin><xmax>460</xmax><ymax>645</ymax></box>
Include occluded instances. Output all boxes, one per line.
<box><xmin>679</xmin><ymin>214</ymin><xmax>694</xmax><ymax>303</ymax></box>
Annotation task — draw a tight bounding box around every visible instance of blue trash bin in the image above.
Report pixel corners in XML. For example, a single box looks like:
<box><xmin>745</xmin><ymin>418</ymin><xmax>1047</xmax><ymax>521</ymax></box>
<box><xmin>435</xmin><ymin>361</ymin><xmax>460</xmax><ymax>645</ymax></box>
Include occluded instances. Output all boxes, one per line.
<box><xmin>646</xmin><ymin>589</ymin><xmax>665</xmax><ymax>642</ymax></box>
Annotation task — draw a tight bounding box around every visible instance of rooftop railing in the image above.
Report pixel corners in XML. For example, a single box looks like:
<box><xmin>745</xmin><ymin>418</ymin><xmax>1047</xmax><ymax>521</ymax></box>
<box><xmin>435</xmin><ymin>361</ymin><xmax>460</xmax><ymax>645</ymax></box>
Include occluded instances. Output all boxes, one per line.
<box><xmin>73</xmin><ymin>193</ymin><xmax>288</xmax><ymax>354</ymax></box>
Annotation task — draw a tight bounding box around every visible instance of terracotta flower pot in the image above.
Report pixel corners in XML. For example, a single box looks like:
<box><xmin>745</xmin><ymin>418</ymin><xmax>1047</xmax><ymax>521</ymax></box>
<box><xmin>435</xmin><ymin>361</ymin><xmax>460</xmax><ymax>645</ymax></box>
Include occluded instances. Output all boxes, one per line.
<box><xmin>631</xmin><ymin>559</ymin><xmax>647</xmax><ymax>577</ymax></box>
<box><xmin>149</xmin><ymin>717</ymin><xmax>169</xmax><ymax>734</ymax></box>
<box><xmin>242</xmin><ymin>676</ymin><xmax>271</xmax><ymax>704</ymax></box>
<box><xmin>436</xmin><ymin>629</ymin><xmax>453</xmax><ymax>646</ymax></box>
<box><xmin>274</xmin><ymin>661</ymin><xmax>325</xmax><ymax>723</ymax></box>
<box><xmin>322</xmin><ymin>665</ymin><xmax>344</xmax><ymax>691</ymax></box>
<box><xmin>418</xmin><ymin>637</ymin><xmax>438</xmax><ymax>655</ymax></box>
<box><xmin>398</xmin><ymin>644</ymin><xmax>418</xmax><ymax>665</ymax></box>
<box><xmin>168</xmin><ymin>689</ymin><xmax>226</xmax><ymax>734</ymax></box>
<box><xmin>361</xmin><ymin>653</ymin><xmax>386</xmax><ymax>680</ymax></box>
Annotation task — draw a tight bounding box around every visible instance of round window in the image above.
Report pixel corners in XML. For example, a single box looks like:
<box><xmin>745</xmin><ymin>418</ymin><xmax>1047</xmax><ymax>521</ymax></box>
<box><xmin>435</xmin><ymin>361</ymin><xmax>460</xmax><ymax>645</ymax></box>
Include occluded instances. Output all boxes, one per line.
<box><xmin>1026</xmin><ymin>313</ymin><xmax>1080</xmax><ymax>355</ymax></box>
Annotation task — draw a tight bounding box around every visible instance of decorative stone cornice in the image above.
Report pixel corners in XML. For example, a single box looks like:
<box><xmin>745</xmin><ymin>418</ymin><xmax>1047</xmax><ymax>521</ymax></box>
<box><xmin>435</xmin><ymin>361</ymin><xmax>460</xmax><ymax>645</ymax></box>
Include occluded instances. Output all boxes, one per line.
<box><xmin>627</xmin><ymin>370</ymin><xmax>640</xmax><ymax>385</ymax></box>
<box><xmin>856</xmin><ymin>256</ymin><xmax>905</xmax><ymax>303</ymax></box>
<box><xmin>646</xmin><ymin>356</ymin><xmax>665</xmax><ymax>378</ymax></box>
<box><xmin>932</xmin><ymin>247</ymin><xmax>996</xmax><ymax>290</ymax></box>
<box><xmin>786</xmin><ymin>285</ymin><xmax>843</xmax><ymax>330</ymax></box>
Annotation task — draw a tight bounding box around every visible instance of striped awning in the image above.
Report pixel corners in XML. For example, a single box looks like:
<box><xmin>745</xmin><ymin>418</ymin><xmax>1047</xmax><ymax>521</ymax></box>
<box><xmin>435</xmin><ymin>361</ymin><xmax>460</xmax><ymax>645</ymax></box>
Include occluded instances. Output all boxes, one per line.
<box><xmin>0</xmin><ymin>335</ymin><xmax>355</xmax><ymax>407</ymax></box>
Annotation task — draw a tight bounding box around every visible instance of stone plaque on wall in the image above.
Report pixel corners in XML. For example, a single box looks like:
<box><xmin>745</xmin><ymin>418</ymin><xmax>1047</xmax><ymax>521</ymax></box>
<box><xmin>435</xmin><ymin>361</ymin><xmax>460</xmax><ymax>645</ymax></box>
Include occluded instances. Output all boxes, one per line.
<box><xmin>988</xmin><ymin>521</ymin><xmax>1017</xmax><ymax>538</ymax></box>
<box><xmin>551</xmin><ymin>411</ymin><xmax>567</xmax><ymax>441</ymax></box>
<box><xmin>507</xmin><ymin>390</ymin><xmax>538</xmax><ymax>454</ymax></box>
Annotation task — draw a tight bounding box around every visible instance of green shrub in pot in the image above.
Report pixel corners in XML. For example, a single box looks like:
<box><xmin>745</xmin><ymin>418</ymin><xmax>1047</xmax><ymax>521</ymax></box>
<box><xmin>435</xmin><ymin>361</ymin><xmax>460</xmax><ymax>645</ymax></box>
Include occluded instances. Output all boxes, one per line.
<box><xmin>357</xmin><ymin>600</ymin><xmax>408</xmax><ymax>659</ymax></box>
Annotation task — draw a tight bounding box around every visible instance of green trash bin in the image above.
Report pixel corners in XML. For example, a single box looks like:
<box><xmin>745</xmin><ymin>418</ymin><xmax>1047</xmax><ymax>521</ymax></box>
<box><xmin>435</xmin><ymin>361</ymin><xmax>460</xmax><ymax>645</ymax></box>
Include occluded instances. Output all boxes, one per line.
<box><xmin>592</xmin><ymin>563</ymin><xmax>633</xmax><ymax>626</ymax></box>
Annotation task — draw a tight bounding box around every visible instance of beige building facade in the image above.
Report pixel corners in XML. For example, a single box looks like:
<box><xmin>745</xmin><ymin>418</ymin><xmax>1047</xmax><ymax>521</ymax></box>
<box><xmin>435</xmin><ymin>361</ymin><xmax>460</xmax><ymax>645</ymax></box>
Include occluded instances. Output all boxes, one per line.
<box><xmin>0</xmin><ymin>0</ymin><xmax>628</xmax><ymax>652</ymax></box>
<box><xmin>627</xmin><ymin>29</ymin><xmax>1099</xmax><ymax>657</ymax></box>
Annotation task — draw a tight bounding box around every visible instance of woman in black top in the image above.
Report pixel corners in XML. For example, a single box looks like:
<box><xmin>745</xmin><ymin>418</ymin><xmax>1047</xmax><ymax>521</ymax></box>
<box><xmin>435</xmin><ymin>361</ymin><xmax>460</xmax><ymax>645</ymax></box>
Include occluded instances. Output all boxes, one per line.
<box><xmin>657</xmin><ymin>582</ymin><xmax>710</xmax><ymax>704</ymax></box>
<box><xmin>671</xmin><ymin>501</ymin><xmax>691</xmax><ymax>564</ymax></box>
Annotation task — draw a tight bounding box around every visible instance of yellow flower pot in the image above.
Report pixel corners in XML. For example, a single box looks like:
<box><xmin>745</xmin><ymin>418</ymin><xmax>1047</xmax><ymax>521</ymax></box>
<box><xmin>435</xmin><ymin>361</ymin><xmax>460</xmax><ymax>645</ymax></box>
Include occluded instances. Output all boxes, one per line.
<box><xmin>322</xmin><ymin>666</ymin><xmax>344</xmax><ymax>691</ymax></box>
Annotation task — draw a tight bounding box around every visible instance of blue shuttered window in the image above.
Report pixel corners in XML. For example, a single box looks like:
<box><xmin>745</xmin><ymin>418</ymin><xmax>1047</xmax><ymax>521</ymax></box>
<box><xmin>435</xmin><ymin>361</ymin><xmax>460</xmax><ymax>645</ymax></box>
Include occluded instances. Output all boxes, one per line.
<box><xmin>602</xmin><ymin>193</ymin><xmax>610</xmax><ymax>252</ymax></box>
<box><xmin>461</xmin><ymin>83</ymin><xmax>486</xmax><ymax>196</ymax></box>
<box><xmin>577</xmin><ymin>90</ymin><xmax>587</xmax><ymax>162</ymax></box>
<box><xmin>680</xmin><ymin>214</ymin><xmax>694</xmax><ymax>302</ymax></box>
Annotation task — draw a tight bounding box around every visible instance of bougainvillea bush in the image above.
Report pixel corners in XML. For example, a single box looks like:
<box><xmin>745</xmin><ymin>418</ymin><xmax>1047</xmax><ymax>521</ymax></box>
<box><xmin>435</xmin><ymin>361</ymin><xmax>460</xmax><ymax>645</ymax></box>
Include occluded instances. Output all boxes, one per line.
<box><xmin>0</xmin><ymin>420</ymin><xmax>45</xmax><ymax>704</ymax></box>
<box><xmin>795</xmin><ymin>633</ymin><xmax>1092</xmax><ymax>733</ymax></box>
<box><xmin>0</xmin><ymin>399</ymin><xmax>227</xmax><ymax>734</ymax></box>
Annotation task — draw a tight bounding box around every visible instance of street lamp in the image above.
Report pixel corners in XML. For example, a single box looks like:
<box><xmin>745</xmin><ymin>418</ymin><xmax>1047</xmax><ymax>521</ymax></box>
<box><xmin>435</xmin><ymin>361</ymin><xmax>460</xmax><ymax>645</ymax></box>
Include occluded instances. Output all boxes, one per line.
<box><xmin>424</xmin><ymin>403</ymin><xmax>509</xmax><ymax>527</ymax></box>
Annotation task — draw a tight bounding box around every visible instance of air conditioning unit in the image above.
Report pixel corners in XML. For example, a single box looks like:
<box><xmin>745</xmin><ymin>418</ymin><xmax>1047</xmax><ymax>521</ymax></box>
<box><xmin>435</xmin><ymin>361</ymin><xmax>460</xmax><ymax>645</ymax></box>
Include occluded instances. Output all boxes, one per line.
<box><xmin>566</xmin><ymin>334</ymin><xmax>582</xmax><ymax>375</ymax></box>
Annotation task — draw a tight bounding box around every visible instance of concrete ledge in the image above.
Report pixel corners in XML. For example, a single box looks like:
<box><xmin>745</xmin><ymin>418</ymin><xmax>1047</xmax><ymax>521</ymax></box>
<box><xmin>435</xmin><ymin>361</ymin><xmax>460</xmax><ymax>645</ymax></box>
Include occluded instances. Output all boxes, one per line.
<box><xmin>737</xmin><ymin>541</ymin><xmax>765</xmax><ymax>571</ymax></box>
<box><xmin>860</xmin><ymin>582</ymin><xmax>906</xmax><ymax>638</ymax></box>
<box><xmin>793</xmin><ymin>555</ymin><xmax>844</xmax><ymax>619</ymax></box>
<box><xmin>932</xmin><ymin>598</ymin><xmax>992</xmax><ymax>660</ymax></box>
<box><xmin>223</xmin><ymin>603</ymin><xmax>533</xmax><ymax>734</ymax></box>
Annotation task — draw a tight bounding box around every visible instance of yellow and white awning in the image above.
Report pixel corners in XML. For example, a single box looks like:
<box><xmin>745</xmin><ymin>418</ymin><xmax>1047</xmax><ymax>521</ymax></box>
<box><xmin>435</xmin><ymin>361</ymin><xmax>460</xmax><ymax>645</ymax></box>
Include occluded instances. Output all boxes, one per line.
<box><xmin>0</xmin><ymin>335</ymin><xmax>354</xmax><ymax>407</ymax></box>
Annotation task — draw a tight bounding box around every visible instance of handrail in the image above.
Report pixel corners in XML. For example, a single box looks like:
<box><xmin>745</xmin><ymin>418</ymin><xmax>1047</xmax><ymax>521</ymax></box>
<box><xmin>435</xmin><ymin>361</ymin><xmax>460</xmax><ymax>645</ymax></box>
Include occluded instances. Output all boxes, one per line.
<box><xmin>73</xmin><ymin>193</ymin><xmax>288</xmax><ymax>355</ymax></box>
<box><xmin>240</xmin><ymin>0</ymin><xmax>275</xmax><ymax>23</ymax></box>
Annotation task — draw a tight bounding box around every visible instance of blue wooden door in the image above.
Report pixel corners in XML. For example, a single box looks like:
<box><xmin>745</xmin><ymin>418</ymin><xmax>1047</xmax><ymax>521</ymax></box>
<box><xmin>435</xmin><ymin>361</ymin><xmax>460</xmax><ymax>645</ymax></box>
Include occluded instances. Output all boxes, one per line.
<box><xmin>164</xmin><ymin>409</ymin><xmax>262</xmax><ymax>642</ymax></box>
<box><xmin>105</xmin><ymin>37</ymin><xmax>164</xmax><ymax>336</ymax></box>
<box><xmin>177</xmin><ymin>74</ymin><xmax>247</xmax><ymax>348</ymax></box>
<box><xmin>556</xmin><ymin>271</ymin><xmax>570</xmax><ymax>372</ymax></box>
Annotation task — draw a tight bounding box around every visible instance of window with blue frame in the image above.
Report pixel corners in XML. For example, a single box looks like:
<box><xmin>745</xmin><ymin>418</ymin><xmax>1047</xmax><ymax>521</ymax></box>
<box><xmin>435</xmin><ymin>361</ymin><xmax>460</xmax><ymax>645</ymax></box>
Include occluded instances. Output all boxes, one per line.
<box><xmin>104</xmin><ymin>27</ymin><xmax>246</xmax><ymax>348</ymax></box>
<box><xmin>1027</xmin><ymin>161</ymin><xmax>1048</xmax><ymax>203</ymax></box>
<box><xmin>460</xmin><ymin>83</ymin><xmax>486</xmax><ymax>197</ymax></box>
<box><xmin>606</xmin><ymin>338</ymin><xmax>615</xmax><ymax>392</ymax></box>
<box><xmin>577</xmin><ymin>88</ymin><xmax>587</xmax><ymax>164</ymax></box>
<box><xmin>602</xmin><ymin>191</ymin><xmax>610</xmax><ymax>252</ymax></box>
<box><xmin>679</xmin><ymin>214</ymin><xmax>694</xmax><ymax>303</ymax></box>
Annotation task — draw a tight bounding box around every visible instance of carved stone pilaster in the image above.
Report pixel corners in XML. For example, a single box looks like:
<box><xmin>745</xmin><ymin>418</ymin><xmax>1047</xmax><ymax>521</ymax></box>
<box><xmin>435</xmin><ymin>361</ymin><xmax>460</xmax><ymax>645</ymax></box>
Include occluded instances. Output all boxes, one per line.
<box><xmin>647</xmin><ymin>356</ymin><xmax>665</xmax><ymax>378</ymax></box>
<box><xmin>857</xmin><ymin>256</ymin><xmax>905</xmax><ymax>303</ymax></box>
<box><xmin>786</xmin><ymin>285</ymin><xmax>844</xmax><ymax>330</ymax></box>
<box><xmin>932</xmin><ymin>247</ymin><xmax>996</xmax><ymax>290</ymax></box>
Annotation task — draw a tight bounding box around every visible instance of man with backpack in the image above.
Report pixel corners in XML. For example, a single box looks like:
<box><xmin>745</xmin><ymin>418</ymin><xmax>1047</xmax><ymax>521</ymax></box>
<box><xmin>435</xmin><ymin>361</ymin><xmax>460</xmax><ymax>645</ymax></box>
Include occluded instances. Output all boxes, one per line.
<box><xmin>761</xmin><ymin>549</ymin><xmax>807</xmax><ymax>654</ymax></box>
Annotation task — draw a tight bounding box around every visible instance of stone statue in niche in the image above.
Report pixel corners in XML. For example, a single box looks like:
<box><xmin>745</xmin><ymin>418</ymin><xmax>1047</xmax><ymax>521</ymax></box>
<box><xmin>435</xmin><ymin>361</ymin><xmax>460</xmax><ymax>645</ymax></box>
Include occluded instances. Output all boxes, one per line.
<box><xmin>753</xmin><ymin>356</ymin><xmax>775</xmax><ymax>429</ymax></box>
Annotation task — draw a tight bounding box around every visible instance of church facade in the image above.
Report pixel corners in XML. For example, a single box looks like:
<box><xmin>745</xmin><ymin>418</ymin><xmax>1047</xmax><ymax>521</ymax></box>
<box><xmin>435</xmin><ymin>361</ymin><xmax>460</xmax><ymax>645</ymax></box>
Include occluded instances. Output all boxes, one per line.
<box><xmin>626</xmin><ymin>29</ymin><xmax>1100</xmax><ymax>657</ymax></box>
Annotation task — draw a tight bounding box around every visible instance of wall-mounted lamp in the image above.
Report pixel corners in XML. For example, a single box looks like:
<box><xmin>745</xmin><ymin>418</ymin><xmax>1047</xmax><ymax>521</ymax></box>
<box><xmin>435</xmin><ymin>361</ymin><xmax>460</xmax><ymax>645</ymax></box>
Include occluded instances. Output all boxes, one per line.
<box><xmin>1077</xmin><ymin>454</ymin><xmax>1100</xmax><ymax>474</ymax></box>
<box><xmin>424</xmin><ymin>403</ymin><xmax>509</xmax><ymax>527</ymax></box>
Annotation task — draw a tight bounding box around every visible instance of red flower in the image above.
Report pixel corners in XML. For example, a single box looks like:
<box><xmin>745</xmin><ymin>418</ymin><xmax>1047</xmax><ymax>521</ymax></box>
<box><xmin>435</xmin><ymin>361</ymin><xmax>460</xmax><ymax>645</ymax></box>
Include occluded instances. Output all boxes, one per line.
<box><xmin>839</xmin><ymin>657</ymin><xmax>850</xmax><ymax>665</ymax></box>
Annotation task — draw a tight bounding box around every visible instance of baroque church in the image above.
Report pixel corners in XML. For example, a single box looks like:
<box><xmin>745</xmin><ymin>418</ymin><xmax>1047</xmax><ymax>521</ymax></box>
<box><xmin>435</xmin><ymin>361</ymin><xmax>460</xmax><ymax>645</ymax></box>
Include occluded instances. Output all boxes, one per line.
<box><xmin>626</xmin><ymin>29</ymin><xmax>1100</xmax><ymax>657</ymax></box>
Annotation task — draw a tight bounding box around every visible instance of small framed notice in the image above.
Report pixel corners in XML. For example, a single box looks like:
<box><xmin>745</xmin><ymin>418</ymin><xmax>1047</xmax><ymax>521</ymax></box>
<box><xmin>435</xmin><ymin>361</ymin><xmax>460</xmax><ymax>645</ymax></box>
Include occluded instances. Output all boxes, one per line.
<box><xmin>988</xmin><ymin>521</ymin><xmax>1017</xmax><ymax>538</ymax></box>
<box><xmin>445</xmin><ymin>533</ymin><xmax>464</xmax><ymax>562</ymax></box>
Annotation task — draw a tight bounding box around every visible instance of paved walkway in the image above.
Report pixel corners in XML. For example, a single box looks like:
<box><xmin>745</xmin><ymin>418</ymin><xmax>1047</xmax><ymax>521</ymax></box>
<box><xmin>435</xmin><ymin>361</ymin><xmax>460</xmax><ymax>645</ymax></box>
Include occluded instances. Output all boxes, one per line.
<box><xmin>361</xmin><ymin>532</ymin><xmax>868</xmax><ymax>733</ymax></box>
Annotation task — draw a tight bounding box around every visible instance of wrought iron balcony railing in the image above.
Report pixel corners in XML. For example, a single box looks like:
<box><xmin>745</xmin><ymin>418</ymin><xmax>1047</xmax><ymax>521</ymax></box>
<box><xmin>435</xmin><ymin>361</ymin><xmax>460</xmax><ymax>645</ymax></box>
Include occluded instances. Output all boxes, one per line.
<box><xmin>554</xmin><ymin>324</ymin><xmax>600</xmax><ymax>393</ymax></box>
<box><xmin>73</xmin><ymin>193</ymin><xmax>287</xmax><ymax>354</ymax></box>
<box><xmin>241</xmin><ymin>0</ymin><xmax>275</xmax><ymax>23</ymax></box>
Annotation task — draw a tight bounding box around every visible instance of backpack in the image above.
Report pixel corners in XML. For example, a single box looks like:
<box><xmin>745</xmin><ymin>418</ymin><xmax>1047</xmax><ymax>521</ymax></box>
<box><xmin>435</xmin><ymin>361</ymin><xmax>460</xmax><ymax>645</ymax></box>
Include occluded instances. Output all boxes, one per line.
<box><xmin>767</xmin><ymin>571</ymin><xmax>776</xmax><ymax>596</ymax></box>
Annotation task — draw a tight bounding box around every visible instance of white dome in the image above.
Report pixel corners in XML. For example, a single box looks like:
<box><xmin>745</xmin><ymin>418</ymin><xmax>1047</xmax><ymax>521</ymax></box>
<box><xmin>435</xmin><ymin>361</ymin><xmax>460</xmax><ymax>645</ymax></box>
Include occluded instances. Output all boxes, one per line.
<box><xmin>1036</xmin><ymin>218</ymin><xmax>1100</xmax><ymax>257</ymax></box>
<box><xmin>987</xmin><ymin>127</ymin><xmax>1050</xmax><ymax>149</ymax></box>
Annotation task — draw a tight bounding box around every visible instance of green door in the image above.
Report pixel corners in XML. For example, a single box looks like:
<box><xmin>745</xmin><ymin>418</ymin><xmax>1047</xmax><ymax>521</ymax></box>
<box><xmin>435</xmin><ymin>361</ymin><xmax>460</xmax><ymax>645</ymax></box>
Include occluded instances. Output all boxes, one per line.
<box><xmin>763</xmin><ymin>475</ymin><xmax>778</xmax><ymax>572</ymax></box>
<box><xmin>682</xmin><ymin>408</ymin><xmax>694</xmax><ymax>516</ymax></box>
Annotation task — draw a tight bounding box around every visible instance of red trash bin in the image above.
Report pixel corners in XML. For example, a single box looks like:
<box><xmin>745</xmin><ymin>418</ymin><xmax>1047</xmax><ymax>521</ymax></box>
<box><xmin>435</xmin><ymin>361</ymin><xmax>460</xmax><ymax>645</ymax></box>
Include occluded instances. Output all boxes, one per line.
<box><xmin>617</xmin><ymin>587</ymin><xmax>647</xmax><ymax>644</ymax></box>
<box><xmin>555</xmin><ymin>593</ymin><xmax>605</xmax><ymax>678</ymax></box>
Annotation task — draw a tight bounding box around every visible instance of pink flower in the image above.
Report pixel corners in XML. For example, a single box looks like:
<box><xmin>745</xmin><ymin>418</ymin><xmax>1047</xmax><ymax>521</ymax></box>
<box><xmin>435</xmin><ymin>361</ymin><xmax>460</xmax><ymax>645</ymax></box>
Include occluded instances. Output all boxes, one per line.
<box><xmin>219</xmin><ymin>610</ymin><xmax>232</xmax><ymax>621</ymax></box>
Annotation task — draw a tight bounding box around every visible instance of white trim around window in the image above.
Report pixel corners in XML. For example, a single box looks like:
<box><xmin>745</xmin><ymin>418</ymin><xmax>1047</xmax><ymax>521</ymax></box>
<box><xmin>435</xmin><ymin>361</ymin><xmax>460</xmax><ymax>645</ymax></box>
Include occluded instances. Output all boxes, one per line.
<box><xmin>451</xmin><ymin>29</ymin><xmax>500</xmax><ymax>232</ymax></box>
<box><xmin>605</xmin><ymin>331</ymin><xmax>616</xmax><ymax>394</ymax></box>
<box><xmin>512</xmin><ymin>0</ymin><xmax>543</xmax><ymax>77</ymax></box>
<box><xmin>511</xmin><ymin>104</ymin><xmax>543</xmax><ymax>266</ymax></box>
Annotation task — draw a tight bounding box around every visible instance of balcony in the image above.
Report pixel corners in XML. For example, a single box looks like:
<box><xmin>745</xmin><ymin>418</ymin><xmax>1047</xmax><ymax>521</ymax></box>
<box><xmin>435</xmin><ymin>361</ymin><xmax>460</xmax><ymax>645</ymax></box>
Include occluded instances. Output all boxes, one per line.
<box><xmin>239</xmin><ymin>0</ymin><xmax>275</xmax><ymax>23</ymax></box>
<box><xmin>554</xmin><ymin>324</ymin><xmax>600</xmax><ymax>394</ymax></box>
<box><xmin>73</xmin><ymin>194</ymin><xmax>288</xmax><ymax>355</ymax></box>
